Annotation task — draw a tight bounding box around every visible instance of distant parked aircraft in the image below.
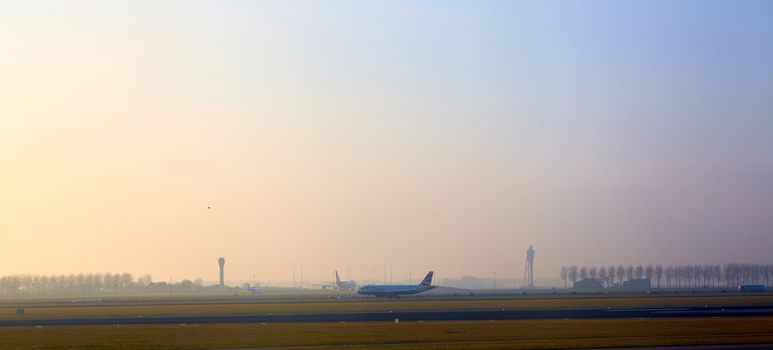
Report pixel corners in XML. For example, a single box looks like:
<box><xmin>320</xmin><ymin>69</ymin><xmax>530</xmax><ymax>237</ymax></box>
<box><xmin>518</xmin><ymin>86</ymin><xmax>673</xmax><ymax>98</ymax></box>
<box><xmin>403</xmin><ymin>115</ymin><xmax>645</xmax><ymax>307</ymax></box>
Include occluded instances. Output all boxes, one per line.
<box><xmin>245</xmin><ymin>284</ymin><xmax>263</xmax><ymax>293</ymax></box>
<box><xmin>357</xmin><ymin>271</ymin><xmax>435</xmax><ymax>298</ymax></box>
<box><xmin>335</xmin><ymin>270</ymin><xmax>357</xmax><ymax>290</ymax></box>
<box><xmin>312</xmin><ymin>270</ymin><xmax>358</xmax><ymax>290</ymax></box>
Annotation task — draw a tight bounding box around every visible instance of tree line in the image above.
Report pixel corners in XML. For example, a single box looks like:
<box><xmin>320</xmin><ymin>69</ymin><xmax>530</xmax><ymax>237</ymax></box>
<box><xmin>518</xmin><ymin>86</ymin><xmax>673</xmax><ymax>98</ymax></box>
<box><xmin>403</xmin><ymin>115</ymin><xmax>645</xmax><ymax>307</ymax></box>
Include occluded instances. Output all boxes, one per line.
<box><xmin>0</xmin><ymin>273</ymin><xmax>214</xmax><ymax>297</ymax></box>
<box><xmin>559</xmin><ymin>263</ymin><xmax>773</xmax><ymax>289</ymax></box>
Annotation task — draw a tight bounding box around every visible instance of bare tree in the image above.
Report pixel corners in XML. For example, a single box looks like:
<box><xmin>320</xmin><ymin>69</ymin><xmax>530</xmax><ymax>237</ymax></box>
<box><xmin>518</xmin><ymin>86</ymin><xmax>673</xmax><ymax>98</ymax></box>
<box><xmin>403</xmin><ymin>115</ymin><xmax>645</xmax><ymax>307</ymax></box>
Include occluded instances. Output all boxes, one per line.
<box><xmin>616</xmin><ymin>265</ymin><xmax>625</xmax><ymax>286</ymax></box>
<box><xmin>645</xmin><ymin>265</ymin><xmax>654</xmax><ymax>282</ymax></box>
<box><xmin>137</xmin><ymin>274</ymin><xmax>153</xmax><ymax>287</ymax></box>
<box><xmin>625</xmin><ymin>265</ymin><xmax>634</xmax><ymax>282</ymax></box>
<box><xmin>672</xmin><ymin>266</ymin><xmax>679</xmax><ymax>288</ymax></box>
<box><xmin>560</xmin><ymin>266</ymin><xmax>568</xmax><ymax>289</ymax></box>
<box><xmin>120</xmin><ymin>273</ymin><xmax>133</xmax><ymax>290</ymax></box>
<box><xmin>599</xmin><ymin>268</ymin><xmax>608</xmax><ymax>288</ymax></box>
<box><xmin>665</xmin><ymin>266</ymin><xmax>674</xmax><ymax>288</ymax></box>
<box><xmin>706</xmin><ymin>265</ymin><xmax>714</xmax><ymax>287</ymax></box>
<box><xmin>725</xmin><ymin>264</ymin><xmax>740</xmax><ymax>287</ymax></box>
<box><xmin>694</xmin><ymin>265</ymin><xmax>703</xmax><ymax>288</ymax></box>
<box><xmin>685</xmin><ymin>265</ymin><xmax>694</xmax><ymax>288</ymax></box>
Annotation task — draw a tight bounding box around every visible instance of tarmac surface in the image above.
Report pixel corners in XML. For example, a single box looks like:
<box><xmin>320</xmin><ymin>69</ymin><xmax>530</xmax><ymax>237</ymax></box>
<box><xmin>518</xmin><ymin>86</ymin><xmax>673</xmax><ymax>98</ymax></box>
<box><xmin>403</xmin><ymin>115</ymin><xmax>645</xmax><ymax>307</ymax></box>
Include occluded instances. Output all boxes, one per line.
<box><xmin>2</xmin><ymin>304</ymin><xmax>772</xmax><ymax>327</ymax></box>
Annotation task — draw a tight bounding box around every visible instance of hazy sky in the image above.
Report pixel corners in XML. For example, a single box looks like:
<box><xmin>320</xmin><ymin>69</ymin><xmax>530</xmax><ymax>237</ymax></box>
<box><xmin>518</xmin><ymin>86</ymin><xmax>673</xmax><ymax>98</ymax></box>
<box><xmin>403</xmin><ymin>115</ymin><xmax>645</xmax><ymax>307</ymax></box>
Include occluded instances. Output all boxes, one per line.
<box><xmin>2</xmin><ymin>1</ymin><xmax>772</xmax><ymax>284</ymax></box>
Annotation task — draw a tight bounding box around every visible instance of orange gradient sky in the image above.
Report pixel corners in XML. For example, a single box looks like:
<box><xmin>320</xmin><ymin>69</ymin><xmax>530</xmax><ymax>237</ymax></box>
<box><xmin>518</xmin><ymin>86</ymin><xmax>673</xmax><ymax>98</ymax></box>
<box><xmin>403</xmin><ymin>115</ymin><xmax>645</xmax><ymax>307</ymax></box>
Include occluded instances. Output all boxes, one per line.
<box><xmin>2</xmin><ymin>1</ymin><xmax>772</xmax><ymax>284</ymax></box>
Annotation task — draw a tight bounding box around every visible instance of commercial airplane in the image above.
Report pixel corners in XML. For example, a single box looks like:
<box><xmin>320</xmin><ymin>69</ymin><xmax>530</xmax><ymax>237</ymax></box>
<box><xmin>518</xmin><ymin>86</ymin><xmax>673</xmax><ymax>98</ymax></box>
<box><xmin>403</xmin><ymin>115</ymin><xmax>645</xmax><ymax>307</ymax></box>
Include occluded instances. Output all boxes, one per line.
<box><xmin>357</xmin><ymin>271</ymin><xmax>435</xmax><ymax>298</ymax></box>
<box><xmin>245</xmin><ymin>284</ymin><xmax>263</xmax><ymax>293</ymax></box>
<box><xmin>312</xmin><ymin>271</ymin><xmax>358</xmax><ymax>290</ymax></box>
<box><xmin>335</xmin><ymin>270</ymin><xmax>357</xmax><ymax>290</ymax></box>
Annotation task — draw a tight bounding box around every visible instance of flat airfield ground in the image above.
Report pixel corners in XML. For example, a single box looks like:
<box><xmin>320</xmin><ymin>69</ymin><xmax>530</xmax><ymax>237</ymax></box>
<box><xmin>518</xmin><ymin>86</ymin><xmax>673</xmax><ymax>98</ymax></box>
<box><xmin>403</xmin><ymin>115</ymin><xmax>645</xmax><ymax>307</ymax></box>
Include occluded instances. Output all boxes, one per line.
<box><xmin>1</xmin><ymin>293</ymin><xmax>773</xmax><ymax>349</ymax></box>
<box><xmin>3</xmin><ymin>294</ymin><xmax>773</xmax><ymax>319</ymax></box>
<box><xmin>1</xmin><ymin>317</ymin><xmax>773</xmax><ymax>350</ymax></box>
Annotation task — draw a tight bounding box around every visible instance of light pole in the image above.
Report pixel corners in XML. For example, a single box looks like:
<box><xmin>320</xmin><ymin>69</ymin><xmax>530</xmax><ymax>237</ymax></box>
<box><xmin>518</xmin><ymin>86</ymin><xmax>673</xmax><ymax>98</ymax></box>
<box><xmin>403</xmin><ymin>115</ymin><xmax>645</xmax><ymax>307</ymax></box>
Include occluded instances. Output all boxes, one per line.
<box><xmin>218</xmin><ymin>257</ymin><xmax>225</xmax><ymax>291</ymax></box>
<box><xmin>300</xmin><ymin>265</ymin><xmax>304</xmax><ymax>289</ymax></box>
<box><xmin>169</xmin><ymin>276</ymin><xmax>173</xmax><ymax>298</ymax></box>
<box><xmin>293</xmin><ymin>265</ymin><xmax>296</xmax><ymax>289</ymax></box>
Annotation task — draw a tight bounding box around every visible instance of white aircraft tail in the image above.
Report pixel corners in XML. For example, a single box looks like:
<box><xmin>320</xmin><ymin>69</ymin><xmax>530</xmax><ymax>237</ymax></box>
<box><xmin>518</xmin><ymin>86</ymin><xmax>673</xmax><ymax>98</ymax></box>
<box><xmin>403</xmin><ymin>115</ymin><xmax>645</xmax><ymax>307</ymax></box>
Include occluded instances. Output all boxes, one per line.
<box><xmin>420</xmin><ymin>271</ymin><xmax>434</xmax><ymax>286</ymax></box>
<box><xmin>335</xmin><ymin>270</ymin><xmax>340</xmax><ymax>283</ymax></box>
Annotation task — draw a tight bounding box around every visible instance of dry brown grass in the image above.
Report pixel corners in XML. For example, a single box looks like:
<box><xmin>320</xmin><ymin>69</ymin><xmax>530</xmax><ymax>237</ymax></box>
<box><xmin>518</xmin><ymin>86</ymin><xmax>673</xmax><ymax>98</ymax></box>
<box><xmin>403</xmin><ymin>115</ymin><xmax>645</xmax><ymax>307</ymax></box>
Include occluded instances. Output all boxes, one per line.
<box><xmin>0</xmin><ymin>317</ymin><xmax>772</xmax><ymax>349</ymax></box>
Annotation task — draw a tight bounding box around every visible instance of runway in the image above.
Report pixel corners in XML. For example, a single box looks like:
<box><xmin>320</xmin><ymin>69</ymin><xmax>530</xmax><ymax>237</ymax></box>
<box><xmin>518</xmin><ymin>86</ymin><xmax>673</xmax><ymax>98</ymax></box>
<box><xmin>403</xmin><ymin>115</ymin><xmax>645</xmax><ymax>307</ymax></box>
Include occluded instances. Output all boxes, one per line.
<box><xmin>2</xmin><ymin>304</ymin><xmax>772</xmax><ymax>327</ymax></box>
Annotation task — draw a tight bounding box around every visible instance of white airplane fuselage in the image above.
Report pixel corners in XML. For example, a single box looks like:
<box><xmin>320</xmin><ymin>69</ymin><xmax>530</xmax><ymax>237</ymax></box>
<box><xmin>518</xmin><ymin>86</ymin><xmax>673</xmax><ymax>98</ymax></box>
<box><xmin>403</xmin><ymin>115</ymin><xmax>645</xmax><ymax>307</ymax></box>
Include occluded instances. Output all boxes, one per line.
<box><xmin>357</xmin><ymin>284</ymin><xmax>435</xmax><ymax>297</ymax></box>
<box><xmin>357</xmin><ymin>271</ymin><xmax>435</xmax><ymax>297</ymax></box>
<box><xmin>336</xmin><ymin>280</ymin><xmax>357</xmax><ymax>290</ymax></box>
<box><xmin>334</xmin><ymin>270</ymin><xmax>357</xmax><ymax>290</ymax></box>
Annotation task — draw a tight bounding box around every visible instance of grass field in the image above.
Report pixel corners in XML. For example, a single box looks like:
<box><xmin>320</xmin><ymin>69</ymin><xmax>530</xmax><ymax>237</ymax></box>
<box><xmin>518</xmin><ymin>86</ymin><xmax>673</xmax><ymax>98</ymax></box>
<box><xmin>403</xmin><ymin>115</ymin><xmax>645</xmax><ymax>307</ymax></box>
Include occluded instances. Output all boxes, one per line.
<box><xmin>3</xmin><ymin>294</ymin><xmax>773</xmax><ymax>319</ymax></box>
<box><xmin>1</xmin><ymin>317</ymin><xmax>772</xmax><ymax>349</ymax></box>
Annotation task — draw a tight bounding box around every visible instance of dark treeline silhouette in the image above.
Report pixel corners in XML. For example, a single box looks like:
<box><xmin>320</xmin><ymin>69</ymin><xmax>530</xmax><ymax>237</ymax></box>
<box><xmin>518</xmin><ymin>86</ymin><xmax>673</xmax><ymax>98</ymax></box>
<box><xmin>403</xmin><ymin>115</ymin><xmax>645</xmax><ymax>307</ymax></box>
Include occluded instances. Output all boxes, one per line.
<box><xmin>560</xmin><ymin>263</ymin><xmax>773</xmax><ymax>289</ymax></box>
<box><xmin>0</xmin><ymin>273</ymin><xmax>218</xmax><ymax>297</ymax></box>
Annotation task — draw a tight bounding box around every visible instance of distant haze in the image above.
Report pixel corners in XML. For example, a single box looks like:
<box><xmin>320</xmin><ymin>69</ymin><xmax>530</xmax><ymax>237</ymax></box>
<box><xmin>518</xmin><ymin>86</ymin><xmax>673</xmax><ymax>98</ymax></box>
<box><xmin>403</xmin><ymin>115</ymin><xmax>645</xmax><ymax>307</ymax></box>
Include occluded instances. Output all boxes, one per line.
<box><xmin>2</xmin><ymin>1</ymin><xmax>772</xmax><ymax>284</ymax></box>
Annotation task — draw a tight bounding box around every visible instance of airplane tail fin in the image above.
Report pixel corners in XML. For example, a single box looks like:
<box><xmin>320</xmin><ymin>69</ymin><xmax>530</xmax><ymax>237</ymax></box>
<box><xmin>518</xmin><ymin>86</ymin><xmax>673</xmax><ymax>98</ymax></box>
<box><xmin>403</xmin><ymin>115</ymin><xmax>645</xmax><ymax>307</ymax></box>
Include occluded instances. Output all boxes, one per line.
<box><xmin>420</xmin><ymin>271</ymin><xmax>434</xmax><ymax>286</ymax></box>
<box><xmin>335</xmin><ymin>270</ymin><xmax>340</xmax><ymax>283</ymax></box>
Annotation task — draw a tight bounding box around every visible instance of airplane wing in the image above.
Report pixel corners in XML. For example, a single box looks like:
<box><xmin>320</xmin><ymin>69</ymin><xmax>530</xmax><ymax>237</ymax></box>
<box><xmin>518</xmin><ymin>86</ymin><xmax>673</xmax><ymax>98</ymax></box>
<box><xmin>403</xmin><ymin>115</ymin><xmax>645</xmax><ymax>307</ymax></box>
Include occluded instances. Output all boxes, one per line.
<box><xmin>311</xmin><ymin>284</ymin><xmax>336</xmax><ymax>290</ymax></box>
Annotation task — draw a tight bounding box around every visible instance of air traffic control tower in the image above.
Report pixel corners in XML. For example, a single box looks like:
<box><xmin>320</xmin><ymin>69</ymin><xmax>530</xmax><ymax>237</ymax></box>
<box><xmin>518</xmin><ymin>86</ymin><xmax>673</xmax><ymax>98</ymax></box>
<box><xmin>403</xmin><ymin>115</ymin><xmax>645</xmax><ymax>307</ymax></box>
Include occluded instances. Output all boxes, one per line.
<box><xmin>524</xmin><ymin>246</ymin><xmax>535</xmax><ymax>288</ymax></box>
<box><xmin>218</xmin><ymin>257</ymin><xmax>225</xmax><ymax>289</ymax></box>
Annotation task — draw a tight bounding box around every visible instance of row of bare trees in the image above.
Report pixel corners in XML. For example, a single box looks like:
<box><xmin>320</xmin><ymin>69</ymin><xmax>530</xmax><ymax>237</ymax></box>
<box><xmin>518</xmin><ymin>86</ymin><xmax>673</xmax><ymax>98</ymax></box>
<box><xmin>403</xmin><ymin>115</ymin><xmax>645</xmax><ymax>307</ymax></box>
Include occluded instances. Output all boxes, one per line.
<box><xmin>560</xmin><ymin>264</ymin><xmax>773</xmax><ymax>289</ymax></box>
<box><xmin>0</xmin><ymin>273</ymin><xmax>152</xmax><ymax>297</ymax></box>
